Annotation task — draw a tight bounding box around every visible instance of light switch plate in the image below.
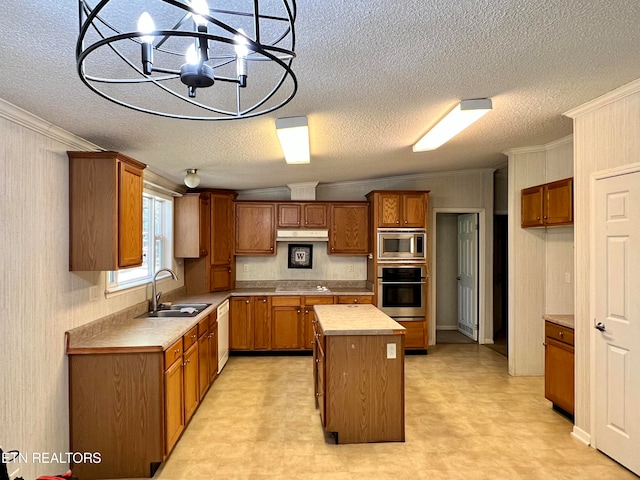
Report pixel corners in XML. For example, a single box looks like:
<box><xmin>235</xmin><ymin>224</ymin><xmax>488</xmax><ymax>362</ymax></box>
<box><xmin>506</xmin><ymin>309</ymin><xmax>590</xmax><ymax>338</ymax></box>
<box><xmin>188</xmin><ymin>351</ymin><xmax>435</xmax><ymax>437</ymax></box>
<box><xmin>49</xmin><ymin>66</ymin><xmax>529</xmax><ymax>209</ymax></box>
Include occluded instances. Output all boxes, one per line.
<box><xmin>89</xmin><ymin>285</ymin><xmax>99</xmax><ymax>302</ymax></box>
<box><xmin>387</xmin><ymin>343</ymin><xmax>396</xmax><ymax>359</ymax></box>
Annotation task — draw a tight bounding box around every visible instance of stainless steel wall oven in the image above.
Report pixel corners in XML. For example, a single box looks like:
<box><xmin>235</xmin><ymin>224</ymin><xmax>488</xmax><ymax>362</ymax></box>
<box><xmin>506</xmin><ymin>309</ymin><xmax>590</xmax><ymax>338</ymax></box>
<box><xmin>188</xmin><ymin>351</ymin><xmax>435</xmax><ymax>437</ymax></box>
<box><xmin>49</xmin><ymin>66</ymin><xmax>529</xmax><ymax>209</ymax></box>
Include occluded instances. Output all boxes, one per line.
<box><xmin>376</xmin><ymin>265</ymin><xmax>426</xmax><ymax>320</ymax></box>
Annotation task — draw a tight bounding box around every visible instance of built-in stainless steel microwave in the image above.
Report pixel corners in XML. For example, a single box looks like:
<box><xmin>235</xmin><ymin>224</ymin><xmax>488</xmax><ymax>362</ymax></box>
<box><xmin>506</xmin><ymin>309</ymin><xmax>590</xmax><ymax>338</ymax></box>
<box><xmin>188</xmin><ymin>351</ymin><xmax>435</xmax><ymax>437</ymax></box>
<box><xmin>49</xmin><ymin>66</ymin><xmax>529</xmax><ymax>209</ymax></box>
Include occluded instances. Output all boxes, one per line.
<box><xmin>377</xmin><ymin>228</ymin><xmax>426</xmax><ymax>262</ymax></box>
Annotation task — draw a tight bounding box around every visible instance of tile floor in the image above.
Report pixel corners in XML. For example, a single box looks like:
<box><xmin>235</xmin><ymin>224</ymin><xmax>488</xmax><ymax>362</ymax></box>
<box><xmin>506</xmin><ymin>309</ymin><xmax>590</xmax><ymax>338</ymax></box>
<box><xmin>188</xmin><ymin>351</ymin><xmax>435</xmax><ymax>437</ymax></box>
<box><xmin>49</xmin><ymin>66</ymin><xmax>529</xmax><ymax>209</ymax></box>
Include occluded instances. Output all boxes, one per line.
<box><xmin>154</xmin><ymin>345</ymin><xmax>636</xmax><ymax>480</ymax></box>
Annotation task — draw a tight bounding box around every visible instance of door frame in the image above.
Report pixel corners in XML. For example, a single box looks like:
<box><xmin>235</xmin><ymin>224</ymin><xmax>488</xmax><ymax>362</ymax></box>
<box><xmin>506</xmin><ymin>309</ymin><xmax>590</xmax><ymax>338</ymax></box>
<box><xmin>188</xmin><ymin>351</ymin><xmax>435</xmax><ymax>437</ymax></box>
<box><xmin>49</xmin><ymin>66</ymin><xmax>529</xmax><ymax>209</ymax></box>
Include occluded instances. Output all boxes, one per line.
<box><xmin>431</xmin><ymin>208</ymin><xmax>487</xmax><ymax>346</ymax></box>
<box><xmin>589</xmin><ymin>161</ymin><xmax>640</xmax><ymax>449</ymax></box>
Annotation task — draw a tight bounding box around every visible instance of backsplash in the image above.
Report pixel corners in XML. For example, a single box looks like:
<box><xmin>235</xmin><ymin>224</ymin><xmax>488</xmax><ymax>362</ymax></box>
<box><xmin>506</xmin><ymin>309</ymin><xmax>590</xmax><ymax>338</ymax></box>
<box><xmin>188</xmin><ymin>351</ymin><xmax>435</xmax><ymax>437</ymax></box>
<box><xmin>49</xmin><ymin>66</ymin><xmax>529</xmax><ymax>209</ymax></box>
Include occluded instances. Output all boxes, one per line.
<box><xmin>235</xmin><ymin>241</ymin><xmax>367</xmax><ymax>281</ymax></box>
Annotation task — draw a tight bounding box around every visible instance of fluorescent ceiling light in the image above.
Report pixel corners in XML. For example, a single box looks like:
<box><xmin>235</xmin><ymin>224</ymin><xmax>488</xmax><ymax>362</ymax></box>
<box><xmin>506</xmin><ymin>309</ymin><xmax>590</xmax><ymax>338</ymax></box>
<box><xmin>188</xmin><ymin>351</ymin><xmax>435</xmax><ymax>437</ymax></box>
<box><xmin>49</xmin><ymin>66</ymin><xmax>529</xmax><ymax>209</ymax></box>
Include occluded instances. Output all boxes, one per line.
<box><xmin>276</xmin><ymin>116</ymin><xmax>310</xmax><ymax>164</ymax></box>
<box><xmin>413</xmin><ymin>99</ymin><xmax>492</xmax><ymax>152</ymax></box>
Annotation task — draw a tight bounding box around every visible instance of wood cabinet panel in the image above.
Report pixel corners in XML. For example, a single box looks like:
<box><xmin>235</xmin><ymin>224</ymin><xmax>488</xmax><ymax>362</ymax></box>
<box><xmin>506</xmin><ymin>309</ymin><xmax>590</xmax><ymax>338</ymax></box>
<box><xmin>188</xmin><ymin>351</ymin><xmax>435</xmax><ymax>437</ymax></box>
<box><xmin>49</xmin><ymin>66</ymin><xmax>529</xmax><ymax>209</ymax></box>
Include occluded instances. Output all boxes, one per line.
<box><xmin>367</xmin><ymin>191</ymin><xmax>429</xmax><ymax>229</ymax></box>
<box><xmin>397</xmin><ymin>320</ymin><xmax>426</xmax><ymax>349</ymax></box>
<box><xmin>211</xmin><ymin>264</ymin><xmax>233</xmax><ymax>291</ymax></box>
<box><xmin>174</xmin><ymin>193</ymin><xmax>210</xmax><ymax>258</ymax></box>
<box><xmin>402</xmin><ymin>193</ymin><xmax>426</xmax><ymax>227</ymax></box>
<box><xmin>272</xmin><ymin>305</ymin><xmax>302</xmax><ymax>349</ymax></box>
<box><xmin>378</xmin><ymin>193</ymin><xmax>402</xmax><ymax>226</ymax></box>
<box><xmin>253</xmin><ymin>296</ymin><xmax>271</xmax><ymax>350</ymax></box>
<box><xmin>69</xmin><ymin>353</ymin><xmax>164</xmax><ymax>479</ymax></box>
<box><xmin>521</xmin><ymin>185</ymin><xmax>544</xmax><ymax>227</ymax></box>
<box><xmin>68</xmin><ymin>151</ymin><xmax>146</xmax><ymax>271</ymax></box>
<box><xmin>544</xmin><ymin>321</ymin><xmax>574</xmax><ymax>415</ymax></box>
<box><xmin>198</xmin><ymin>317</ymin><xmax>210</xmax><ymax>399</ymax></box>
<box><xmin>230</xmin><ymin>297</ymin><xmax>254</xmax><ymax>350</ymax></box>
<box><xmin>164</xmin><ymin>356</ymin><xmax>184</xmax><ymax>455</ymax></box>
<box><xmin>304</xmin><ymin>296</ymin><xmax>334</xmax><ymax>349</ymax></box>
<box><xmin>544</xmin><ymin>178</ymin><xmax>573</xmax><ymax>225</ymax></box>
<box><xmin>183</xmin><ymin>343</ymin><xmax>199</xmax><ymax>424</ymax></box>
<box><xmin>277</xmin><ymin>203</ymin><xmax>302</xmax><ymax>227</ymax></box>
<box><xmin>235</xmin><ymin>202</ymin><xmax>275</xmax><ymax>254</ymax></box>
<box><xmin>329</xmin><ymin>203</ymin><xmax>369</xmax><ymax>255</ymax></box>
<box><xmin>335</xmin><ymin>295</ymin><xmax>373</xmax><ymax>305</ymax></box>
<box><xmin>303</xmin><ymin>203</ymin><xmax>328</xmax><ymax>228</ymax></box>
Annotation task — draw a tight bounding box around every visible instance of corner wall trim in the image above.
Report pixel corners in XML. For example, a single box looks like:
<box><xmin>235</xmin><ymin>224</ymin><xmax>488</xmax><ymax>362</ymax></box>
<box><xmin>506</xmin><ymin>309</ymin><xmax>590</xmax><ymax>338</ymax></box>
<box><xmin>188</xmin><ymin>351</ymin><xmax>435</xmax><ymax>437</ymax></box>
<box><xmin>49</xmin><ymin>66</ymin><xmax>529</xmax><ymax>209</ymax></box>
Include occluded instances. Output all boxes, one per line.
<box><xmin>571</xmin><ymin>426</ymin><xmax>591</xmax><ymax>446</ymax></box>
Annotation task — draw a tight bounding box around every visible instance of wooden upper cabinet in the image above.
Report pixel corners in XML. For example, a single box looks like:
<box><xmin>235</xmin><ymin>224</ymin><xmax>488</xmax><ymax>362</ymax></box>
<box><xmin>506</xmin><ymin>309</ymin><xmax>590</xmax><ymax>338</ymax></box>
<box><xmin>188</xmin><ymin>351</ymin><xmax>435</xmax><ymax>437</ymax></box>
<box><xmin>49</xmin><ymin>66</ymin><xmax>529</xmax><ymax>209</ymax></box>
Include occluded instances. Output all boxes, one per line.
<box><xmin>329</xmin><ymin>203</ymin><xmax>369</xmax><ymax>255</ymax></box>
<box><xmin>521</xmin><ymin>185</ymin><xmax>544</xmax><ymax>227</ymax></box>
<box><xmin>174</xmin><ymin>193</ymin><xmax>210</xmax><ymax>258</ymax></box>
<box><xmin>521</xmin><ymin>178</ymin><xmax>573</xmax><ymax>228</ymax></box>
<box><xmin>367</xmin><ymin>191</ymin><xmax>428</xmax><ymax>228</ymax></box>
<box><xmin>68</xmin><ymin>151</ymin><xmax>146</xmax><ymax>271</ymax></box>
<box><xmin>544</xmin><ymin>178</ymin><xmax>573</xmax><ymax>226</ymax></box>
<box><xmin>277</xmin><ymin>202</ymin><xmax>328</xmax><ymax>228</ymax></box>
<box><xmin>235</xmin><ymin>202</ymin><xmax>276</xmax><ymax>255</ymax></box>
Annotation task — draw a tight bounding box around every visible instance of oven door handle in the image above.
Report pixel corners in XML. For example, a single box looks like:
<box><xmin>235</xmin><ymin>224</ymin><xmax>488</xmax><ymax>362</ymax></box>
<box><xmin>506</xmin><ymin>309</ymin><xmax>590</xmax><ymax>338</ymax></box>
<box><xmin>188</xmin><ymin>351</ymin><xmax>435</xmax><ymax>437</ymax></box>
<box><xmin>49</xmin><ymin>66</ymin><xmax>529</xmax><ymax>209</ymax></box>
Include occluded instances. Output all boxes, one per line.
<box><xmin>378</xmin><ymin>281</ymin><xmax>426</xmax><ymax>285</ymax></box>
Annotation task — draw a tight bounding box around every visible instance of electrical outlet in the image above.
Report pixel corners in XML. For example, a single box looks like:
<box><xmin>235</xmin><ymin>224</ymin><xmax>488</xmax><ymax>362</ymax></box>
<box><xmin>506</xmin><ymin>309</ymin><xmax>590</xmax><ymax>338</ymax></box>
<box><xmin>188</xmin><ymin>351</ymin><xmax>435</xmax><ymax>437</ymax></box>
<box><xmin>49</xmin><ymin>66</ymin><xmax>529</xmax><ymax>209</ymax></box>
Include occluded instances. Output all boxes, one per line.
<box><xmin>386</xmin><ymin>343</ymin><xmax>396</xmax><ymax>359</ymax></box>
<box><xmin>348</xmin><ymin>264</ymin><xmax>354</xmax><ymax>272</ymax></box>
<box><xmin>89</xmin><ymin>285</ymin><xmax>99</xmax><ymax>302</ymax></box>
<box><xmin>243</xmin><ymin>264</ymin><xmax>250</xmax><ymax>273</ymax></box>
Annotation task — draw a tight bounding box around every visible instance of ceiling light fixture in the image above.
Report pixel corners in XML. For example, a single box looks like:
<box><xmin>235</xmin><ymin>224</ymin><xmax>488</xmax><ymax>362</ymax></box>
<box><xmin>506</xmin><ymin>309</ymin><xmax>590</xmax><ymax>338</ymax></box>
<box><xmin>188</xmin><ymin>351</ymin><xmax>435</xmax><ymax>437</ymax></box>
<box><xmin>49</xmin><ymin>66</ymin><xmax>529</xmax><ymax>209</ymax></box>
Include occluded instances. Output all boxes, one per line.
<box><xmin>413</xmin><ymin>99</ymin><xmax>493</xmax><ymax>152</ymax></box>
<box><xmin>276</xmin><ymin>116</ymin><xmax>310</xmax><ymax>164</ymax></box>
<box><xmin>76</xmin><ymin>0</ymin><xmax>297</xmax><ymax>120</ymax></box>
<box><xmin>184</xmin><ymin>169</ymin><xmax>200</xmax><ymax>188</ymax></box>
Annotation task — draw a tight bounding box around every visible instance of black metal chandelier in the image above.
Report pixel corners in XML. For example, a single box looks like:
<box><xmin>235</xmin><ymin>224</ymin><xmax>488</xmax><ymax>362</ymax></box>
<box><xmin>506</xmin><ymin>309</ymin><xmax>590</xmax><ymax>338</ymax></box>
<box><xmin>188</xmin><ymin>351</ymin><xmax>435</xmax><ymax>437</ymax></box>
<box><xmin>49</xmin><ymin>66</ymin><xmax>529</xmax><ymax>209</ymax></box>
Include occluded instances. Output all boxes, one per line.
<box><xmin>77</xmin><ymin>0</ymin><xmax>297</xmax><ymax>120</ymax></box>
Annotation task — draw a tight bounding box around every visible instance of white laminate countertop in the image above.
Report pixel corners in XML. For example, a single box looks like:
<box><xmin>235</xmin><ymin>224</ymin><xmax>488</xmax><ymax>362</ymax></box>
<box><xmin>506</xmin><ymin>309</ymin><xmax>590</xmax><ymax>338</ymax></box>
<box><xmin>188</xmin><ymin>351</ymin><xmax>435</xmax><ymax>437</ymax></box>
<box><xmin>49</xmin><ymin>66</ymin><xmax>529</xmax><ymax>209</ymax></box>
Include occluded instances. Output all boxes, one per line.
<box><xmin>543</xmin><ymin>314</ymin><xmax>575</xmax><ymax>329</ymax></box>
<box><xmin>313</xmin><ymin>304</ymin><xmax>405</xmax><ymax>336</ymax></box>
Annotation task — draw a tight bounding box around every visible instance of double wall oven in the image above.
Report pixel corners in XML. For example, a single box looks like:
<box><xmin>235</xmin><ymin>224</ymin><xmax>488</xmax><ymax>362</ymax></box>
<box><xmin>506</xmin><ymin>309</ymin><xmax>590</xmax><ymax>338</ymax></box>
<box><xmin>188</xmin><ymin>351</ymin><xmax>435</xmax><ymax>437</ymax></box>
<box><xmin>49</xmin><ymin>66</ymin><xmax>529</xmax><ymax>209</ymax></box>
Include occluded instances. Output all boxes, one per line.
<box><xmin>376</xmin><ymin>228</ymin><xmax>427</xmax><ymax>322</ymax></box>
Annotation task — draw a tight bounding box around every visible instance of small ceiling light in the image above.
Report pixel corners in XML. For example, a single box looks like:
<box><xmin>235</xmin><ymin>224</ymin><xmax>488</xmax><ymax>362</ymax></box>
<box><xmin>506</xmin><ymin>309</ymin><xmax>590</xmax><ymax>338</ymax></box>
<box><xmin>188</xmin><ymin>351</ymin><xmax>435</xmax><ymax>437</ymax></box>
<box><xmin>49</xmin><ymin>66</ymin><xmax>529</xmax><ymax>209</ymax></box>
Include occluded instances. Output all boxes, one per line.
<box><xmin>413</xmin><ymin>99</ymin><xmax>493</xmax><ymax>152</ymax></box>
<box><xmin>276</xmin><ymin>116</ymin><xmax>310</xmax><ymax>164</ymax></box>
<box><xmin>184</xmin><ymin>169</ymin><xmax>200</xmax><ymax>188</ymax></box>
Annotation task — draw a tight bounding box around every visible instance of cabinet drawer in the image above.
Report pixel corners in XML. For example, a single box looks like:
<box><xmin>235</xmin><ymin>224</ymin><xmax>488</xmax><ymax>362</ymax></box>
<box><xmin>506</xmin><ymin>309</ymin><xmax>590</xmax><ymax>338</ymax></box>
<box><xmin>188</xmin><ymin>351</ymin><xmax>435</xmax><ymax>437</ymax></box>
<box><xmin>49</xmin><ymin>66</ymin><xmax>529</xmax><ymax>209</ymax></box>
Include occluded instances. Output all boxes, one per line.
<box><xmin>183</xmin><ymin>326</ymin><xmax>199</xmax><ymax>351</ymax></box>
<box><xmin>545</xmin><ymin>321</ymin><xmax>574</xmax><ymax>346</ymax></box>
<box><xmin>271</xmin><ymin>296</ymin><xmax>302</xmax><ymax>307</ymax></box>
<box><xmin>304</xmin><ymin>296</ymin><xmax>334</xmax><ymax>306</ymax></box>
<box><xmin>164</xmin><ymin>338</ymin><xmax>183</xmax><ymax>369</ymax></box>
<box><xmin>336</xmin><ymin>295</ymin><xmax>373</xmax><ymax>304</ymax></box>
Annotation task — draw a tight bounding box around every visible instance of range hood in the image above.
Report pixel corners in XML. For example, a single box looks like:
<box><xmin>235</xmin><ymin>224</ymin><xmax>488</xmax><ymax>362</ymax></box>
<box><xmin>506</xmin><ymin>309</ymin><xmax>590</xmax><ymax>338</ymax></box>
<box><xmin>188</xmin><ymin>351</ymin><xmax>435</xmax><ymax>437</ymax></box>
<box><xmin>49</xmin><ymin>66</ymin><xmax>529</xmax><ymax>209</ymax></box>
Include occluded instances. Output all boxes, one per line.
<box><xmin>276</xmin><ymin>229</ymin><xmax>329</xmax><ymax>242</ymax></box>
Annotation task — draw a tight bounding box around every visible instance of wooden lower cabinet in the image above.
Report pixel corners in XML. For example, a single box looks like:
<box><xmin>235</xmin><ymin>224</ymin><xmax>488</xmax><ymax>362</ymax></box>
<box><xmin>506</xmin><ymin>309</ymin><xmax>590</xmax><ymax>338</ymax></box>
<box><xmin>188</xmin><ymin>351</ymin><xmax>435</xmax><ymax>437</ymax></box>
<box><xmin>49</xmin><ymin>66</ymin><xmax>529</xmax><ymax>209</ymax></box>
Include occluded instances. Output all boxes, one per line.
<box><xmin>271</xmin><ymin>296</ymin><xmax>303</xmax><ymax>349</ymax></box>
<box><xmin>253</xmin><ymin>296</ymin><xmax>271</xmax><ymax>350</ymax></box>
<box><xmin>69</xmin><ymin>314</ymin><xmax>223</xmax><ymax>480</ymax></box>
<box><xmin>304</xmin><ymin>296</ymin><xmax>334</xmax><ymax>349</ymax></box>
<box><xmin>397</xmin><ymin>320</ymin><xmax>427</xmax><ymax>350</ymax></box>
<box><xmin>230</xmin><ymin>297</ymin><xmax>254</xmax><ymax>349</ymax></box>
<box><xmin>313</xmin><ymin>314</ymin><xmax>405</xmax><ymax>443</ymax></box>
<box><xmin>544</xmin><ymin>321</ymin><xmax>575</xmax><ymax>415</ymax></box>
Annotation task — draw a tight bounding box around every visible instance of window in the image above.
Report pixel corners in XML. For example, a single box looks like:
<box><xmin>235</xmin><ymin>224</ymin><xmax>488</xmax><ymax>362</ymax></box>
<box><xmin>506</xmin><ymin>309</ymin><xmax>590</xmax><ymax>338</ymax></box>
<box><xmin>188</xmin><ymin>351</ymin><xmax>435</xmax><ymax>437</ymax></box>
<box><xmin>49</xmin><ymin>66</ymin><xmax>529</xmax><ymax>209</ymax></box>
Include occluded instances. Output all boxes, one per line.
<box><xmin>107</xmin><ymin>191</ymin><xmax>173</xmax><ymax>291</ymax></box>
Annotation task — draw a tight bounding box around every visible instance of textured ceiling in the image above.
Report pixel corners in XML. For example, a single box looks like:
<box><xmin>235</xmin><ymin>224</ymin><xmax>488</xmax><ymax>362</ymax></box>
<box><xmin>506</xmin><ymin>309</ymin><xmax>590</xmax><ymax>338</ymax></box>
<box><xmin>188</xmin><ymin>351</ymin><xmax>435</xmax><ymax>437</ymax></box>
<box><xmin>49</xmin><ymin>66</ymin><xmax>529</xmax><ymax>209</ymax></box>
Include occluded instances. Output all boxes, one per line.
<box><xmin>2</xmin><ymin>0</ymin><xmax>640</xmax><ymax>190</ymax></box>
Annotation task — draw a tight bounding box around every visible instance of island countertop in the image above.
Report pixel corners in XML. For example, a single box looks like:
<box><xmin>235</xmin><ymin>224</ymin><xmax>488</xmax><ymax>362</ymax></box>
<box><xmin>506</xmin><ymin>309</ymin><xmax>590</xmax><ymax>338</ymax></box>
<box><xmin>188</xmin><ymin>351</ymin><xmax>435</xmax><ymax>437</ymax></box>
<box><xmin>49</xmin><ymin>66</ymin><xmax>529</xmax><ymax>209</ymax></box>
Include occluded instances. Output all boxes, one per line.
<box><xmin>313</xmin><ymin>304</ymin><xmax>405</xmax><ymax>336</ymax></box>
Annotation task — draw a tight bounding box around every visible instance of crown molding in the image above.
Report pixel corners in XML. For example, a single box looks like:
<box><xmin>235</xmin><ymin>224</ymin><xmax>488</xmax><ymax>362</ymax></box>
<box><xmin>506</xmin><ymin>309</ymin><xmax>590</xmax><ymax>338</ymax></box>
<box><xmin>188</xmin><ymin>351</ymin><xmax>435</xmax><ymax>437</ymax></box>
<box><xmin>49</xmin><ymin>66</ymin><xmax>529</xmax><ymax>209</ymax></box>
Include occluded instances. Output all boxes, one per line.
<box><xmin>503</xmin><ymin>134</ymin><xmax>573</xmax><ymax>157</ymax></box>
<box><xmin>0</xmin><ymin>98</ymin><xmax>102</xmax><ymax>151</ymax></box>
<box><xmin>564</xmin><ymin>77</ymin><xmax>640</xmax><ymax>118</ymax></box>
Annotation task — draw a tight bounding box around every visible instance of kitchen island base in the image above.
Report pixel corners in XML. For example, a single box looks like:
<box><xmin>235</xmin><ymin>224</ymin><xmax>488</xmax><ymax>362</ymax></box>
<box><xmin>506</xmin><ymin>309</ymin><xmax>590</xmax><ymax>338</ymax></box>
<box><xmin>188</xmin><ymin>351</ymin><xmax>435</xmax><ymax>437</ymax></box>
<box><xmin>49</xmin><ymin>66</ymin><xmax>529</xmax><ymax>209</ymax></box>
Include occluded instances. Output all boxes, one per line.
<box><xmin>313</xmin><ymin>304</ymin><xmax>405</xmax><ymax>444</ymax></box>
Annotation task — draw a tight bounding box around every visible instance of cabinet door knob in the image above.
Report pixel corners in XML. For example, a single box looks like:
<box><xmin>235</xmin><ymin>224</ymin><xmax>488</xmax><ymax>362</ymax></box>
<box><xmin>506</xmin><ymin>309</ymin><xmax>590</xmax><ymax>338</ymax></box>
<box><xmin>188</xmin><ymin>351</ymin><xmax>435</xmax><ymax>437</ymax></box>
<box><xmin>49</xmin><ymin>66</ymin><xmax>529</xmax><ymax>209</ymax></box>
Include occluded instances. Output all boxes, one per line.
<box><xmin>192</xmin><ymin>334</ymin><xmax>197</xmax><ymax>339</ymax></box>
<box><xmin>263</xmin><ymin>299</ymin><xmax>266</xmax><ymax>303</ymax></box>
<box><xmin>246</xmin><ymin>299</ymin><xmax>250</xmax><ymax>303</ymax></box>
<box><xmin>396</xmin><ymin>220</ymin><xmax>400</xmax><ymax>224</ymax></box>
<box><xmin>270</xmin><ymin>247</ymin><xmax>274</xmax><ymax>251</ymax></box>
<box><xmin>354</xmin><ymin>299</ymin><xmax>358</xmax><ymax>303</ymax></box>
<box><xmin>297</xmin><ymin>309</ymin><xmax>301</xmax><ymax>313</ymax></box>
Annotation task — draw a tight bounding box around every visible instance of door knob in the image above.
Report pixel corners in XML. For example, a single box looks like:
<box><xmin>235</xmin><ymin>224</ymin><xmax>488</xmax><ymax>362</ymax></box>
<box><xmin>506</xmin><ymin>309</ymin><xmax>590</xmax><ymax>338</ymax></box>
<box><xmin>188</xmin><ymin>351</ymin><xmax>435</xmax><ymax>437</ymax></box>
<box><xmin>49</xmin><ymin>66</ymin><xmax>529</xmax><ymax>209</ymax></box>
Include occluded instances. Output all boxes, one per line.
<box><xmin>595</xmin><ymin>322</ymin><xmax>606</xmax><ymax>332</ymax></box>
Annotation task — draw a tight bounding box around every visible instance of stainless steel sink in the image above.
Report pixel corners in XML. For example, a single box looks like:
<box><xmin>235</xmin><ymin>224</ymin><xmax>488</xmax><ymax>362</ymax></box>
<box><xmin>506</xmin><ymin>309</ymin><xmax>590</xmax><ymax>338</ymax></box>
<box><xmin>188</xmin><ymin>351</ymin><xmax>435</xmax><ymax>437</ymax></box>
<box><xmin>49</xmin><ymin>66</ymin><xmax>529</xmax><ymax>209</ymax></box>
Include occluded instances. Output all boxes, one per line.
<box><xmin>137</xmin><ymin>303</ymin><xmax>211</xmax><ymax>318</ymax></box>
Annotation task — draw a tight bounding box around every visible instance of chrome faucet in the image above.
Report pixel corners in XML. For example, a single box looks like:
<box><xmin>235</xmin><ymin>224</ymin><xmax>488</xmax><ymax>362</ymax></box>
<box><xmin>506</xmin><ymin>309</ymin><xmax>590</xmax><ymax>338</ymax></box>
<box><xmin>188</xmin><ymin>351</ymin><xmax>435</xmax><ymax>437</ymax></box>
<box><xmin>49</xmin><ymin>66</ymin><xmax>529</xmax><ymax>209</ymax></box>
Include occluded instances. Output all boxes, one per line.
<box><xmin>151</xmin><ymin>268</ymin><xmax>178</xmax><ymax>312</ymax></box>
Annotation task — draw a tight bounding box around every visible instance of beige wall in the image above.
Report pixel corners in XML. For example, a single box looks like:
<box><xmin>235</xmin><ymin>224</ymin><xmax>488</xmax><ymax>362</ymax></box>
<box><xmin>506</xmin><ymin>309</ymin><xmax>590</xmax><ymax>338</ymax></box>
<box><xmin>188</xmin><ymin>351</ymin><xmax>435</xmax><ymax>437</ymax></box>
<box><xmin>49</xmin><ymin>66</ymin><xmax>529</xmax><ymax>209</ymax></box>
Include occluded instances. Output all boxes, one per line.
<box><xmin>0</xmin><ymin>100</ymin><xmax>184</xmax><ymax>480</ymax></box>
<box><xmin>565</xmin><ymin>78</ymin><xmax>640</xmax><ymax>443</ymax></box>
<box><xmin>435</xmin><ymin>213</ymin><xmax>459</xmax><ymax>330</ymax></box>
<box><xmin>505</xmin><ymin>136</ymin><xmax>574</xmax><ymax>376</ymax></box>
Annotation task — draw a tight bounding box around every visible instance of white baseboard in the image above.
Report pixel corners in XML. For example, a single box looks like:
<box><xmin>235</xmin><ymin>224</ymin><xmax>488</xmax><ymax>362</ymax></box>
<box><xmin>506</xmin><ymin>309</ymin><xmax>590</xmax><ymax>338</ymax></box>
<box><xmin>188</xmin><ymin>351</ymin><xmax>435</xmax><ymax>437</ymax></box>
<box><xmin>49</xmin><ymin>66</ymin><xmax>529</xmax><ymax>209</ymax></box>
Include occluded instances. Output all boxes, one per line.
<box><xmin>571</xmin><ymin>426</ymin><xmax>591</xmax><ymax>445</ymax></box>
<box><xmin>436</xmin><ymin>325</ymin><xmax>458</xmax><ymax>331</ymax></box>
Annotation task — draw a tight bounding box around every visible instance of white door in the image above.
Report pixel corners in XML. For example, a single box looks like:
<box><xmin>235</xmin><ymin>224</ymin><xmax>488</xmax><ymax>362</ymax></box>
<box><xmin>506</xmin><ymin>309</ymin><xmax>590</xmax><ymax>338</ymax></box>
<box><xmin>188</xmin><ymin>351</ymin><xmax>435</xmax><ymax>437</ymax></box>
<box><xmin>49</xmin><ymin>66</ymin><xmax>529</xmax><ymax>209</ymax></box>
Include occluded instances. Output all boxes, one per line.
<box><xmin>458</xmin><ymin>214</ymin><xmax>478</xmax><ymax>341</ymax></box>
<box><xmin>594</xmin><ymin>171</ymin><xmax>640</xmax><ymax>475</ymax></box>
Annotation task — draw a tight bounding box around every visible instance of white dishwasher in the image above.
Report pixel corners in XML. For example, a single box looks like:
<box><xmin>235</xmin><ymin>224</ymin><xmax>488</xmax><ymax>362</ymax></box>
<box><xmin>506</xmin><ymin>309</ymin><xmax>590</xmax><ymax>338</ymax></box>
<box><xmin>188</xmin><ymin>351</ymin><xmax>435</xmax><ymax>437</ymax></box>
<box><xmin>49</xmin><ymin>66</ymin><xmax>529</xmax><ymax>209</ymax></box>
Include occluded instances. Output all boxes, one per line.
<box><xmin>217</xmin><ymin>299</ymin><xmax>230</xmax><ymax>373</ymax></box>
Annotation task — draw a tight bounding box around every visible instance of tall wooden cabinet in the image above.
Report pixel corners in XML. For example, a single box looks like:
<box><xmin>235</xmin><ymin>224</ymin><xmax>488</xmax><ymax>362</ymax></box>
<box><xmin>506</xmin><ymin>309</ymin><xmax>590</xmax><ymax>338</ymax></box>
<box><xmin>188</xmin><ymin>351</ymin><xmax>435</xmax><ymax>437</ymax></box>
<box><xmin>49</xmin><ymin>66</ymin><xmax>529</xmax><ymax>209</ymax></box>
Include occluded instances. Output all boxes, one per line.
<box><xmin>68</xmin><ymin>151</ymin><xmax>146</xmax><ymax>271</ymax></box>
<box><xmin>182</xmin><ymin>190</ymin><xmax>236</xmax><ymax>294</ymax></box>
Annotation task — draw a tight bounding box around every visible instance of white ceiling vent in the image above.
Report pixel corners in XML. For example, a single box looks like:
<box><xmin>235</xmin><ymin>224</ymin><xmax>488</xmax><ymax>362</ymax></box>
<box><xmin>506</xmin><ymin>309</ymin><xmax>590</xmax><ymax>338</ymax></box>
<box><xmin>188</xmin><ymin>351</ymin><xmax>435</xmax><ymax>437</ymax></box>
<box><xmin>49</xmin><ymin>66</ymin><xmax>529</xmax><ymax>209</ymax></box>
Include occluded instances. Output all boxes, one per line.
<box><xmin>287</xmin><ymin>181</ymin><xmax>319</xmax><ymax>201</ymax></box>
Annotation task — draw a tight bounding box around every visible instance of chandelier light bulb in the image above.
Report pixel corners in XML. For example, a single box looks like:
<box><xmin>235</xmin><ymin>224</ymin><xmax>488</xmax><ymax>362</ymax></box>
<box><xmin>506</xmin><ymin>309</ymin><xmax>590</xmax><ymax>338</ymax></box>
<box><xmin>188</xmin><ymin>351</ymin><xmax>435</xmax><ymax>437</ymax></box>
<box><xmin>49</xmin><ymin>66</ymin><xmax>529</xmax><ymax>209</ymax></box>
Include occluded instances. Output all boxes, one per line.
<box><xmin>184</xmin><ymin>169</ymin><xmax>200</xmax><ymax>188</ymax></box>
<box><xmin>185</xmin><ymin>44</ymin><xmax>199</xmax><ymax>65</ymax></box>
<box><xmin>234</xmin><ymin>28</ymin><xmax>249</xmax><ymax>58</ymax></box>
<box><xmin>137</xmin><ymin>12</ymin><xmax>155</xmax><ymax>44</ymax></box>
<box><xmin>190</xmin><ymin>0</ymin><xmax>209</xmax><ymax>26</ymax></box>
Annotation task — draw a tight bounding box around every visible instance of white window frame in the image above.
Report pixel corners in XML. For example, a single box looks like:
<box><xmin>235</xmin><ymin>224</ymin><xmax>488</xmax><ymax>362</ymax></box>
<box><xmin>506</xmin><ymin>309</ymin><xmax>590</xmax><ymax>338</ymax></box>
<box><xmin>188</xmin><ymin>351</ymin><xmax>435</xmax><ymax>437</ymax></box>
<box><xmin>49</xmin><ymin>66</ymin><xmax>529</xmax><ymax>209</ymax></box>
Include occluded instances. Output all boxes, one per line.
<box><xmin>106</xmin><ymin>190</ymin><xmax>174</xmax><ymax>293</ymax></box>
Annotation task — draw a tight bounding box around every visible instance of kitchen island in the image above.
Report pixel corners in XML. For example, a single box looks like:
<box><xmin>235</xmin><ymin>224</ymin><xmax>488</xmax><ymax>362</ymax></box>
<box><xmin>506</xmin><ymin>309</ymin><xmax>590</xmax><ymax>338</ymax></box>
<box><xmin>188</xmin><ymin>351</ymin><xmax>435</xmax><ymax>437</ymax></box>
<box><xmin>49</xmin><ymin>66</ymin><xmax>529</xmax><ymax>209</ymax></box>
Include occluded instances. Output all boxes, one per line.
<box><xmin>313</xmin><ymin>304</ymin><xmax>405</xmax><ymax>444</ymax></box>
